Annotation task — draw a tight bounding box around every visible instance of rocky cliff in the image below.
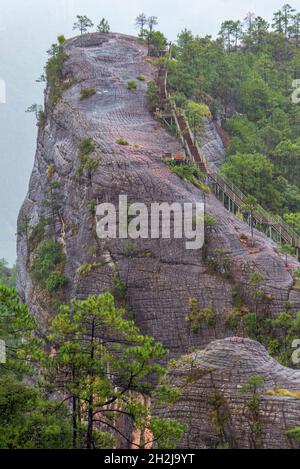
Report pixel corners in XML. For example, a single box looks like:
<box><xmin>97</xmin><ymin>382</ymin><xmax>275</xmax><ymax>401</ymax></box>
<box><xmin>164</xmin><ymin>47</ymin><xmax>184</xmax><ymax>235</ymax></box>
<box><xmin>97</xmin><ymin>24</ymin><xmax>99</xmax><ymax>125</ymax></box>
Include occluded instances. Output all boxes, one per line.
<box><xmin>158</xmin><ymin>337</ymin><xmax>300</xmax><ymax>449</ymax></box>
<box><xmin>17</xmin><ymin>33</ymin><xmax>300</xmax><ymax>448</ymax></box>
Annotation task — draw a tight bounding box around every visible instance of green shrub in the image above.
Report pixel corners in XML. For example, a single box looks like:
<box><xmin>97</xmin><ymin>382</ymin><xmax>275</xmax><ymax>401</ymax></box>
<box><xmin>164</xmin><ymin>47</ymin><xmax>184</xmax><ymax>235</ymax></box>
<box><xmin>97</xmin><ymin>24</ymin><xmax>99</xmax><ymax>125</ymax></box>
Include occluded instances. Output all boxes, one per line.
<box><xmin>205</xmin><ymin>249</ymin><xmax>231</xmax><ymax>275</ymax></box>
<box><xmin>127</xmin><ymin>80</ymin><xmax>137</xmax><ymax>91</ymax></box>
<box><xmin>29</xmin><ymin>217</ymin><xmax>47</xmax><ymax>251</ymax></box>
<box><xmin>225</xmin><ymin>308</ymin><xmax>242</xmax><ymax>331</ymax></box>
<box><xmin>287</xmin><ymin>427</ymin><xmax>300</xmax><ymax>444</ymax></box>
<box><xmin>116</xmin><ymin>137</ymin><xmax>129</xmax><ymax>146</ymax></box>
<box><xmin>186</xmin><ymin>298</ymin><xmax>216</xmax><ymax>334</ymax></box>
<box><xmin>113</xmin><ymin>274</ymin><xmax>127</xmax><ymax>303</ymax></box>
<box><xmin>204</xmin><ymin>214</ymin><xmax>218</xmax><ymax>228</ymax></box>
<box><xmin>46</xmin><ymin>165</ymin><xmax>56</xmax><ymax>179</ymax></box>
<box><xmin>146</xmin><ymin>81</ymin><xmax>161</xmax><ymax>111</ymax></box>
<box><xmin>77</xmin><ymin>138</ymin><xmax>98</xmax><ymax>177</ymax></box>
<box><xmin>137</xmin><ymin>75</ymin><xmax>146</xmax><ymax>81</ymax></box>
<box><xmin>31</xmin><ymin>240</ymin><xmax>67</xmax><ymax>292</ymax></box>
<box><xmin>57</xmin><ymin>35</ymin><xmax>66</xmax><ymax>45</ymax></box>
<box><xmin>87</xmin><ymin>200</ymin><xmax>96</xmax><ymax>214</ymax></box>
<box><xmin>244</xmin><ymin>312</ymin><xmax>258</xmax><ymax>339</ymax></box>
<box><xmin>80</xmin><ymin>87</ymin><xmax>96</xmax><ymax>100</ymax></box>
<box><xmin>45</xmin><ymin>272</ymin><xmax>68</xmax><ymax>292</ymax></box>
<box><xmin>79</xmin><ymin>138</ymin><xmax>94</xmax><ymax>156</ymax></box>
<box><xmin>167</xmin><ymin>162</ymin><xmax>206</xmax><ymax>190</ymax></box>
<box><xmin>76</xmin><ymin>262</ymin><xmax>103</xmax><ymax>276</ymax></box>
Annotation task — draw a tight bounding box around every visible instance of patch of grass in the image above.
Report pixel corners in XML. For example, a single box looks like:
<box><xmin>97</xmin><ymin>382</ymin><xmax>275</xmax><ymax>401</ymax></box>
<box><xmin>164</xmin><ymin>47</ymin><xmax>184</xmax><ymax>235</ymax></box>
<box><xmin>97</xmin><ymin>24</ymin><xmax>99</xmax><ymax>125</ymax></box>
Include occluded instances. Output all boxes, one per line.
<box><xmin>116</xmin><ymin>137</ymin><xmax>129</xmax><ymax>146</ymax></box>
<box><xmin>80</xmin><ymin>87</ymin><xmax>96</xmax><ymax>100</ymax></box>
<box><xmin>265</xmin><ymin>389</ymin><xmax>300</xmax><ymax>399</ymax></box>
<box><xmin>76</xmin><ymin>262</ymin><xmax>103</xmax><ymax>276</ymax></box>
<box><xmin>127</xmin><ymin>80</ymin><xmax>137</xmax><ymax>91</ymax></box>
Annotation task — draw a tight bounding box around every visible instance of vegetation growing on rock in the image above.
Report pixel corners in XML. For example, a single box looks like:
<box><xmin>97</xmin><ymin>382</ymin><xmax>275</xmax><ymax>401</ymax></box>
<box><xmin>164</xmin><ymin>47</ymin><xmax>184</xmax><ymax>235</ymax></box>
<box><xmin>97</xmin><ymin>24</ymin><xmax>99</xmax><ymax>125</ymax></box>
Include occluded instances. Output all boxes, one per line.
<box><xmin>80</xmin><ymin>87</ymin><xmax>97</xmax><ymax>100</ymax></box>
<box><xmin>30</xmin><ymin>240</ymin><xmax>68</xmax><ymax>293</ymax></box>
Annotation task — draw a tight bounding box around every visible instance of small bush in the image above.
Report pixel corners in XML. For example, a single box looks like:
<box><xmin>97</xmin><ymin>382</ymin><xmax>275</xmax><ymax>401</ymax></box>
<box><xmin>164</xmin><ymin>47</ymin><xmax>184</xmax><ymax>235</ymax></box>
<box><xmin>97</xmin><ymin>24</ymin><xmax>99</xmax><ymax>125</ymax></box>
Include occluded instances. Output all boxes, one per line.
<box><xmin>167</xmin><ymin>162</ymin><xmax>206</xmax><ymax>190</ymax></box>
<box><xmin>87</xmin><ymin>200</ymin><xmax>96</xmax><ymax>214</ymax></box>
<box><xmin>127</xmin><ymin>80</ymin><xmax>137</xmax><ymax>91</ymax></box>
<box><xmin>29</xmin><ymin>217</ymin><xmax>47</xmax><ymax>250</ymax></box>
<box><xmin>186</xmin><ymin>298</ymin><xmax>216</xmax><ymax>334</ymax></box>
<box><xmin>46</xmin><ymin>164</ymin><xmax>56</xmax><ymax>179</ymax></box>
<box><xmin>287</xmin><ymin>427</ymin><xmax>300</xmax><ymax>443</ymax></box>
<box><xmin>77</xmin><ymin>262</ymin><xmax>103</xmax><ymax>276</ymax></box>
<box><xmin>57</xmin><ymin>35</ymin><xmax>66</xmax><ymax>45</ymax></box>
<box><xmin>137</xmin><ymin>75</ymin><xmax>146</xmax><ymax>81</ymax></box>
<box><xmin>225</xmin><ymin>308</ymin><xmax>242</xmax><ymax>331</ymax></box>
<box><xmin>77</xmin><ymin>138</ymin><xmax>97</xmax><ymax>177</ymax></box>
<box><xmin>31</xmin><ymin>240</ymin><xmax>67</xmax><ymax>292</ymax></box>
<box><xmin>45</xmin><ymin>271</ymin><xmax>68</xmax><ymax>292</ymax></box>
<box><xmin>79</xmin><ymin>138</ymin><xmax>94</xmax><ymax>157</ymax></box>
<box><xmin>80</xmin><ymin>87</ymin><xmax>96</xmax><ymax>100</ymax></box>
<box><xmin>116</xmin><ymin>138</ymin><xmax>129</xmax><ymax>146</ymax></box>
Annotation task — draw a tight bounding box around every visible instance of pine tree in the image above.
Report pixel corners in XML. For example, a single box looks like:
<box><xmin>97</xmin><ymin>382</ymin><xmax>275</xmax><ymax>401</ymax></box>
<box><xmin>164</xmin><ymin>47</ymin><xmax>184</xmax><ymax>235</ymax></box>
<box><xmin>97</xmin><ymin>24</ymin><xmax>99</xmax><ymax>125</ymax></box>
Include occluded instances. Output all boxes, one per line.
<box><xmin>41</xmin><ymin>292</ymin><xmax>185</xmax><ymax>449</ymax></box>
<box><xmin>135</xmin><ymin>13</ymin><xmax>147</xmax><ymax>37</ymax></box>
<box><xmin>148</xmin><ymin>16</ymin><xmax>158</xmax><ymax>33</ymax></box>
<box><xmin>73</xmin><ymin>15</ymin><xmax>94</xmax><ymax>35</ymax></box>
<box><xmin>97</xmin><ymin>18</ymin><xmax>110</xmax><ymax>33</ymax></box>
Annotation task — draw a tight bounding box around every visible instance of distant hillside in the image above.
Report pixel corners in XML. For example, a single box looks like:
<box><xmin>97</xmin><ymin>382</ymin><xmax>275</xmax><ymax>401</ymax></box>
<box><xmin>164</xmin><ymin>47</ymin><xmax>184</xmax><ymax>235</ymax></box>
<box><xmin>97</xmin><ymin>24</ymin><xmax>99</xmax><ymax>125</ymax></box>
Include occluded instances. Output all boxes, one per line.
<box><xmin>0</xmin><ymin>258</ymin><xmax>16</xmax><ymax>287</ymax></box>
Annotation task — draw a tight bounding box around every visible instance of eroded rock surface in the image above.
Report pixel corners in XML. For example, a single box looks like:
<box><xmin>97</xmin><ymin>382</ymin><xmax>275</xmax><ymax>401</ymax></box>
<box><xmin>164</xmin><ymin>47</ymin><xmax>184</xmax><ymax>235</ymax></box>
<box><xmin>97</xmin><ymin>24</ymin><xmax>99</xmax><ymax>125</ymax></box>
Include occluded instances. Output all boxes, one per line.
<box><xmin>17</xmin><ymin>33</ymin><xmax>300</xmax><ymax>353</ymax></box>
<box><xmin>158</xmin><ymin>337</ymin><xmax>300</xmax><ymax>449</ymax></box>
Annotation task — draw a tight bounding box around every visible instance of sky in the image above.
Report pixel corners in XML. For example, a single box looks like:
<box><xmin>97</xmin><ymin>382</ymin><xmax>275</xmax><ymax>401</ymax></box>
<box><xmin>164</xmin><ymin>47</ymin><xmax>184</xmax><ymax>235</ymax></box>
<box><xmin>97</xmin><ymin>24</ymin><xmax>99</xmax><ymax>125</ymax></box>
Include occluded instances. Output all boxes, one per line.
<box><xmin>0</xmin><ymin>0</ymin><xmax>296</xmax><ymax>265</ymax></box>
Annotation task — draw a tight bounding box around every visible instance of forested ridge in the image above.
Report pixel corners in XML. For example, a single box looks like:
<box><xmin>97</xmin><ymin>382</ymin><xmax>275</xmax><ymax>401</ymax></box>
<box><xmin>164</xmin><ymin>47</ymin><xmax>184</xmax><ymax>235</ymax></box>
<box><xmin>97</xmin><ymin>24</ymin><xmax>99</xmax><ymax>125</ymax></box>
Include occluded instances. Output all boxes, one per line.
<box><xmin>166</xmin><ymin>4</ymin><xmax>300</xmax><ymax>231</ymax></box>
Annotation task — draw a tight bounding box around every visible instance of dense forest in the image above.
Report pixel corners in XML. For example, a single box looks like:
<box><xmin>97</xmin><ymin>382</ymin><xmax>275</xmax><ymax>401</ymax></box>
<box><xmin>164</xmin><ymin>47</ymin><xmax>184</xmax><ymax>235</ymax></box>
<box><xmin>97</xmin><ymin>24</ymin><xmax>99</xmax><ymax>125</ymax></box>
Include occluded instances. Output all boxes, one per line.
<box><xmin>166</xmin><ymin>4</ymin><xmax>300</xmax><ymax>232</ymax></box>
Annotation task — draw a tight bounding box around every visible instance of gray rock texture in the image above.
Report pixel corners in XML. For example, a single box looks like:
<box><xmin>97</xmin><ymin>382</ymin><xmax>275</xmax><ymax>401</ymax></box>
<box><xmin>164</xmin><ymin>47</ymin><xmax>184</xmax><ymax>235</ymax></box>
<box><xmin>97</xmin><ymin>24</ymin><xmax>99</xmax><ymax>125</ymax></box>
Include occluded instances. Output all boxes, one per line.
<box><xmin>17</xmin><ymin>33</ymin><xmax>300</xmax><ymax>350</ymax></box>
<box><xmin>200</xmin><ymin>118</ymin><xmax>225</xmax><ymax>170</ymax></box>
<box><xmin>158</xmin><ymin>337</ymin><xmax>300</xmax><ymax>449</ymax></box>
<box><xmin>17</xmin><ymin>32</ymin><xmax>300</xmax><ymax>449</ymax></box>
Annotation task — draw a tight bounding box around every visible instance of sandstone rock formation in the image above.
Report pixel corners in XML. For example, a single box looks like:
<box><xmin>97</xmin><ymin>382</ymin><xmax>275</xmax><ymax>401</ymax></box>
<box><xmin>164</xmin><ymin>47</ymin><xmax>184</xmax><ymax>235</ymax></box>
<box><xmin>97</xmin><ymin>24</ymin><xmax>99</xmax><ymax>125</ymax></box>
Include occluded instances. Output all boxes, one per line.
<box><xmin>158</xmin><ymin>337</ymin><xmax>300</xmax><ymax>449</ymax></box>
<box><xmin>17</xmin><ymin>32</ymin><xmax>300</xmax><ymax>349</ymax></box>
<box><xmin>17</xmin><ymin>33</ymin><xmax>300</xmax><ymax>449</ymax></box>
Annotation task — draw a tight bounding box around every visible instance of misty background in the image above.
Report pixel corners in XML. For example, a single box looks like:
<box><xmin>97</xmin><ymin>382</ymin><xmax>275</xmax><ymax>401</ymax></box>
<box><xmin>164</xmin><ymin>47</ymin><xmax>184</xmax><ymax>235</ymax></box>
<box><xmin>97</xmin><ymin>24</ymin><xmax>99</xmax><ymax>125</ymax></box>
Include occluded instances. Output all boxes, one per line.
<box><xmin>0</xmin><ymin>0</ymin><xmax>288</xmax><ymax>264</ymax></box>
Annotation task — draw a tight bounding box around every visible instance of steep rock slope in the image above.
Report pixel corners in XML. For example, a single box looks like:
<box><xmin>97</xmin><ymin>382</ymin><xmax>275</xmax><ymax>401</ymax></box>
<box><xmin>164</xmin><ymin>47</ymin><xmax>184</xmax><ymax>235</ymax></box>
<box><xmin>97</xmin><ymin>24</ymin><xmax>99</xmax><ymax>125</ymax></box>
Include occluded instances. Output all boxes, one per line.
<box><xmin>17</xmin><ymin>33</ymin><xmax>300</xmax><ymax>354</ymax></box>
<box><xmin>158</xmin><ymin>337</ymin><xmax>300</xmax><ymax>449</ymax></box>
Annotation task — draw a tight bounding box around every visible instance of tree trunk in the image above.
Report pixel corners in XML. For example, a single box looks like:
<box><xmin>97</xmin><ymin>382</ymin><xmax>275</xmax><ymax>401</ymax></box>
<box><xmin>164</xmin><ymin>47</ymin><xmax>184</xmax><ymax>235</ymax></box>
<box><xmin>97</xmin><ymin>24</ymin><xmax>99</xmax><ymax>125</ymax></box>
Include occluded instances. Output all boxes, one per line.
<box><xmin>86</xmin><ymin>320</ymin><xmax>95</xmax><ymax>450</ymax></box>
<box><xmin>72</xmin><ymin>396</ymin><xmax>78</xmax><ymax>449</ymax></box>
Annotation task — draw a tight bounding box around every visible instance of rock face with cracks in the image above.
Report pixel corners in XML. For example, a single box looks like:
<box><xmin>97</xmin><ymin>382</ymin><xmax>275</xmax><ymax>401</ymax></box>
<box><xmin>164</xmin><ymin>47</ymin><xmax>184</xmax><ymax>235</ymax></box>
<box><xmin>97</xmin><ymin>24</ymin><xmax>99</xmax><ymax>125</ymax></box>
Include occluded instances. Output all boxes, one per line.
<box><xmin>158</xmin><ymin>337</ymin><xmax>300</xmax><ymax>449</ymax></box>
<box><xmin>17</xmin><ymin>33</ymin><xmax>300</xmax><ymax>448</ymax></box>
